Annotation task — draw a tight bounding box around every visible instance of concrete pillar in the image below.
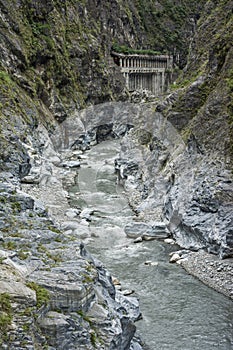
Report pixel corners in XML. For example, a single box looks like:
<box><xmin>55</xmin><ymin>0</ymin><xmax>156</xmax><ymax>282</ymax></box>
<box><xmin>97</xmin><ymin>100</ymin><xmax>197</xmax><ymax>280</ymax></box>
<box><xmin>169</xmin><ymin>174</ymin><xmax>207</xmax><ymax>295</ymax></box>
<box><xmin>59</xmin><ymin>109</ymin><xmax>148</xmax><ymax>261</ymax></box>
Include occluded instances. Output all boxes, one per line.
<box><xmin>157</xmin><ymin>73</ymin><xmax>160</xmax><ymax>93</ymax></box>
<box><xmin>125</xmin><ymin>73</ymin><xmax>129</xmax><ymax>88</ymax></box>
<box><xmin>161</xmin><ymin>71</ymin><xmax>165</xmax><ymax>92</ymax></box>
<box><xmin>151</xmin><ymin>73</ymin><xmax>154</xmax><ymax>94</ymax></box>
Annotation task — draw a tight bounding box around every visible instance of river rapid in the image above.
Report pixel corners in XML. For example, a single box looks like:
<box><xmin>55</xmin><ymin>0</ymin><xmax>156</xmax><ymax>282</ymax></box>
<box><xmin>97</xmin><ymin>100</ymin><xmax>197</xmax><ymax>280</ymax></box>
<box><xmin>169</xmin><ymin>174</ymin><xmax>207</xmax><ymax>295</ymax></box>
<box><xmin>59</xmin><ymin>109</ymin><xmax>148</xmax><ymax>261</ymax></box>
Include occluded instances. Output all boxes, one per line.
<box><xmin>67</xmin><ymin>139</ymin><xmax>233</xmax><ymax>350</ymax></box>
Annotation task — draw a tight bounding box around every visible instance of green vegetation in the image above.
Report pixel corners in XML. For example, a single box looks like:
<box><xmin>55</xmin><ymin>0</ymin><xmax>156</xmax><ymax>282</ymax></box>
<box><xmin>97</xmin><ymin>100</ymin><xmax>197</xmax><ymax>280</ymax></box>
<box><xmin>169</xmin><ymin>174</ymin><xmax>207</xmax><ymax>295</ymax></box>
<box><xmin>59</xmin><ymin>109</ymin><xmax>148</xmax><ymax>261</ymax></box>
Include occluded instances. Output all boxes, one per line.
<box><xmin>46</xmin><ymin>252</ymin><xmax>63</xmax><ymax>264</ymax></box>
<box><xmin>20</xmin><ymin>307</ymin><xmax>34</xmax><ymax>317</ymax></box>
<box><xmin>90</xmin><ymin>330</ymin><xmax>97</xmax><ymax>347</ymax></box>
<box><xmin>0</xmin><ymin>70</ymin><xmax>13</xmax><ymax>85</ymax></box>
<box><xmin>47</xmin><ymin>225</ymin><xmax>61</xmax><ymax>234</ymax></box>
<box><xmin>77</xmin><ymin>310</ymin><xmax>102</xmax><ymax>347</ymax></box>
<box><xmin>26</xmin><ymin>282</ymin><xmax>50</xmax><ymax>309</ymax></box>
<box><xmin>135</xmin><ymin>0</ymin><xmax>205</xmax><ymax>65</ymax></box>
<box><xmin>0</xmin><ymin>293</ymin><xmax>12</xmax><ymax>333</ymax></box>
<box><xmin>18</xmin><ymin>249</ymin><xmax>29</xmax><ymax>260</ymax></box>
<box><xmin>81</xmin><ymin>273</ymin><xmax>94</xmax><ymax>284</ymax></box>
<box><xmin>37</xmin><ymin>243</ymin><xmax>47</xmax><ymax>253</ymax></box>
<box><xmin>11</xmin><ymin>201</ymin><xmax>21</xmax><ymax>213</ymax></box>
<box><xmin>2</xmin><ymin>241</ymin><xmax>17</xmax><ymax>250</ymax></box>
<box><xmin>37</xmin><ymin>243</ymin><xmax>63</xmax><ymax>264</ymax></box>
<box><xmin>226</xmin><ymin>69</ymin><xmax>233</xmax><ymax>92</ymax></box>
<box><xmin>77</xmin><ymin>310</ymin><xmax>92</xmax><ymax>323</ymax></box>
<box><xmin>0</xmin><ymin>196</ymin><xmax>6</xmax><ymax>204</ymax></box>
<box><xmin>112</xmin><ymin>43</ymin><xmax>163</xmax><ymax>56</ymax></box>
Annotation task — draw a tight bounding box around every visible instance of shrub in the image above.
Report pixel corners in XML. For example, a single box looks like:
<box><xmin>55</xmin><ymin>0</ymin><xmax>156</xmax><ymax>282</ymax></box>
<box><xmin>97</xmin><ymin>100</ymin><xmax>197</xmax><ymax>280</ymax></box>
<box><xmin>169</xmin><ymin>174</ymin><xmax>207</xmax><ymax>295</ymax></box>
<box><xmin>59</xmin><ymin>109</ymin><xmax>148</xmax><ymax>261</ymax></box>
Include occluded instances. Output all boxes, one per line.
<box><xmin>0</xmin><ymin>293</ymin><xmax>12</xmax><ymax>332</ymax></box>
<box><xmin>26</xmin><ymin>282</ymin><xmax>50</xmax><ymax>309</ymax></box>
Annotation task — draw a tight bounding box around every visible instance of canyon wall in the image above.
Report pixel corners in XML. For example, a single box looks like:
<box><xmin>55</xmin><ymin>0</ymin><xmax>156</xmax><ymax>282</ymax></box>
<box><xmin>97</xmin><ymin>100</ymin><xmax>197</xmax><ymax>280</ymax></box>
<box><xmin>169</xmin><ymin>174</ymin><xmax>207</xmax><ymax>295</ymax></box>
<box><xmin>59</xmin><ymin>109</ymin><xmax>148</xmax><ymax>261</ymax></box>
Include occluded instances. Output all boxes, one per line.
<box><xmin>0</xmin><ymin>0</ymin><xmax>232</xmax><ymax>348</ymax></box>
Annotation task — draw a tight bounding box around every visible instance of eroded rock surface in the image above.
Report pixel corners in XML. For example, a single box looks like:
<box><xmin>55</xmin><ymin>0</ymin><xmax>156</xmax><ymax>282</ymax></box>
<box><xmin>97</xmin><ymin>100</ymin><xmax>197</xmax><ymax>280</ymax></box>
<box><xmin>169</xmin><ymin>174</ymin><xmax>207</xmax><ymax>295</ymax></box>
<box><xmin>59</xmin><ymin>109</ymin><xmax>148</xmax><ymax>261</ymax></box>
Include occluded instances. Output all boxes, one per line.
<box><xmin>0</xmin><ymin>117</ymin><xmax>144</xmax><ymax>349</ymax></box>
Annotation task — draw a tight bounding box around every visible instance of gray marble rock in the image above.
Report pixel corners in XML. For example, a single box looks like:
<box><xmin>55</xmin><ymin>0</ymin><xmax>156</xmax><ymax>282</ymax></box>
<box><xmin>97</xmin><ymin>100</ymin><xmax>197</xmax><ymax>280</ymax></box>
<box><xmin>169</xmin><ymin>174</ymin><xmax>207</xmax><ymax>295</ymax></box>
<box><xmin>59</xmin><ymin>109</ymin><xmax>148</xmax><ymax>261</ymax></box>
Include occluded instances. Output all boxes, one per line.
<box><xmin>125</xmin><ymin>221</ymin><xmax>169</xmax><ymax>239</ymax></box>
<box><xmin>61</xmin><ymin>160</ymin><xmax>81</xmax><ymax>168</ymax></box>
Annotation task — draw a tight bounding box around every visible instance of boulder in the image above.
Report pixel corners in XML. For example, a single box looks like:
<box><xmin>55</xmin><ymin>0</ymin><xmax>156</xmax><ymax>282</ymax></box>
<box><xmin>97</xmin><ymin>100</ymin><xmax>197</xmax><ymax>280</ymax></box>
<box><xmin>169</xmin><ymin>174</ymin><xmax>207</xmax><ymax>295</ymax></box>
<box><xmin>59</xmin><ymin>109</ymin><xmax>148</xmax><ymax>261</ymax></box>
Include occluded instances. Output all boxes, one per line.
<box><xmin>124</xmin><ymin>222</ymin><xmax>153</xmax><ymax>239</ymax></box>
<box><xmin>0</xmin><ymin>281</ymin><xmax>36</xmax><ymax>307</ymax></box>
<box><xmin>61</xmin><ymin>160</ymin><xmax>81</xmax><ymax>168</ymax></box>
<box><xmin>169</xmin><ymin>253</ymin><xmax>180</xmax><ymax>263</ymax></box>
<box><xmin>125</xmin><ymin>221</ymin><xmax>169</xmax><ymax>239</ymax></box>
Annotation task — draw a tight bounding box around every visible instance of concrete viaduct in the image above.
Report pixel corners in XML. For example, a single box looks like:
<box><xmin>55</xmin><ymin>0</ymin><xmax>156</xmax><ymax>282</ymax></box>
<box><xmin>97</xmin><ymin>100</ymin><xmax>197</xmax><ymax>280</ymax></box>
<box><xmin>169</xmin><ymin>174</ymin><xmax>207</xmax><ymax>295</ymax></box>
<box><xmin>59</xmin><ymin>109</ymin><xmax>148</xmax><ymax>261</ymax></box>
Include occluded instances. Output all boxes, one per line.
<box><xmin>112</xmin><ymin>52</ymin><xmax>173</xmax><ymax>95</ymax></box>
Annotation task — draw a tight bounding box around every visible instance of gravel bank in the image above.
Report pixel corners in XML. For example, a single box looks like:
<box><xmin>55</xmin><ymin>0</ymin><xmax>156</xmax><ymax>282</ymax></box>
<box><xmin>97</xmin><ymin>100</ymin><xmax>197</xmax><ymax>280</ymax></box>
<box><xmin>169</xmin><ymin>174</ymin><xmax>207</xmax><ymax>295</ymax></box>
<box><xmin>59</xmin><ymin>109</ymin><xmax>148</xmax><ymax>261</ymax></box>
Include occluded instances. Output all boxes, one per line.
<box><xmin>179</xmin><ymin>250</ymin><xmax>233</xmax><ymax>300</ymax></box>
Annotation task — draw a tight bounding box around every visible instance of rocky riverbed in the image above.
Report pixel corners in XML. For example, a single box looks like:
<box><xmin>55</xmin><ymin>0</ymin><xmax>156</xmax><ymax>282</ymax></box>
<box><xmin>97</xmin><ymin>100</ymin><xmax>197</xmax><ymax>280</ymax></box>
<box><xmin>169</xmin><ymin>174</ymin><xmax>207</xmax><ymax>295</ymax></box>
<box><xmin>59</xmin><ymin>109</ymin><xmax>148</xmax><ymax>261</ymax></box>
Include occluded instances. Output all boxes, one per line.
<box><xmin>50</xmin><ymin>101</ymin><xmax>233</xmax><ymax>302</ymax></box>
<box><xmin>0</xmin><ymin>101</ymin><xmax>232</xmax><ymax>349</ymax></box>
<box><xmin>177</xmin><ymin>249</ymin><xmax>233</xmax><ymax>300</ymax></box>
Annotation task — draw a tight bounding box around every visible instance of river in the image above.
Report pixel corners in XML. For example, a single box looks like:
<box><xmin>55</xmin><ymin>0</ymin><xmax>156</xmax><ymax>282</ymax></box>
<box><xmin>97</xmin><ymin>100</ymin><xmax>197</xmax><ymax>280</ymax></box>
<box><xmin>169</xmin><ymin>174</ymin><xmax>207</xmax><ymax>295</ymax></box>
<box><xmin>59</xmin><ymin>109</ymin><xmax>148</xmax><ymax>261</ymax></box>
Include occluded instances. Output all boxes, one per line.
<box><xmin>67</xmin><ymin>139</ymin><xmax>233</xmax><ymax>350</ymax></box>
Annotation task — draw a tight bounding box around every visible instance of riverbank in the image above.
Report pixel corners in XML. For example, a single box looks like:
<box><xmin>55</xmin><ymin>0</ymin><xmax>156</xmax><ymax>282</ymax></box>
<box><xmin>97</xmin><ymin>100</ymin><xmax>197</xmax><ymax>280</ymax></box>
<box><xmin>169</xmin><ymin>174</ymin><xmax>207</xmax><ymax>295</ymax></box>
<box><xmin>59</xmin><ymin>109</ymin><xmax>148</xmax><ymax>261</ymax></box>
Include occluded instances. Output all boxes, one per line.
<box><xmin>177</xmin><ymin>249</ymin><xmax>233</xmax><ymax>300</ymax></box>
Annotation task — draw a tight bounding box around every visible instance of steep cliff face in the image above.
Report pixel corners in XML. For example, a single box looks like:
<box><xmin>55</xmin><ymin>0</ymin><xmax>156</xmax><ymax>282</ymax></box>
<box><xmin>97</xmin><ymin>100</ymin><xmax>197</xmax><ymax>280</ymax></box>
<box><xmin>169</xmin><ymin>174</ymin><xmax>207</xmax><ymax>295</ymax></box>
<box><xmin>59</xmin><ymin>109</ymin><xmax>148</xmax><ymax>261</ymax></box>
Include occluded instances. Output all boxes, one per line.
<box><xmin>113</xmin><ymin>0</ymin><xmax>233</xmax><ymax>258</ymax></box>
<box><xmin>0</xmin><ymin>0</ymin><xmax>203</xmax><ymax>117</ymax></box>
<box><xmin>167</xmin><ymin>0</ymin><xmax>233</xmax><ymax>161</ymax></box>
<box><xmin>162</xmin><ymin>0</ymin><xmax>233</xmax><ymax>257</ymax></box>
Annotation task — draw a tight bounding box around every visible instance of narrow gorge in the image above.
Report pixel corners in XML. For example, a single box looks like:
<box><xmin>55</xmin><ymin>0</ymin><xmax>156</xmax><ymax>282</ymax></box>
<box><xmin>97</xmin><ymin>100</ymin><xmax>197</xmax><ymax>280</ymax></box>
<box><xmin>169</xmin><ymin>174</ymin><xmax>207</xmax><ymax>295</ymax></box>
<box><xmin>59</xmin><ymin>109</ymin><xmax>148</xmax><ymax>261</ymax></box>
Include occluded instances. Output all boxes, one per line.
<box><xmin>0</xmin><ymin>1</ymin><xmax>232</xmax><ymax>349</ymax></box>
